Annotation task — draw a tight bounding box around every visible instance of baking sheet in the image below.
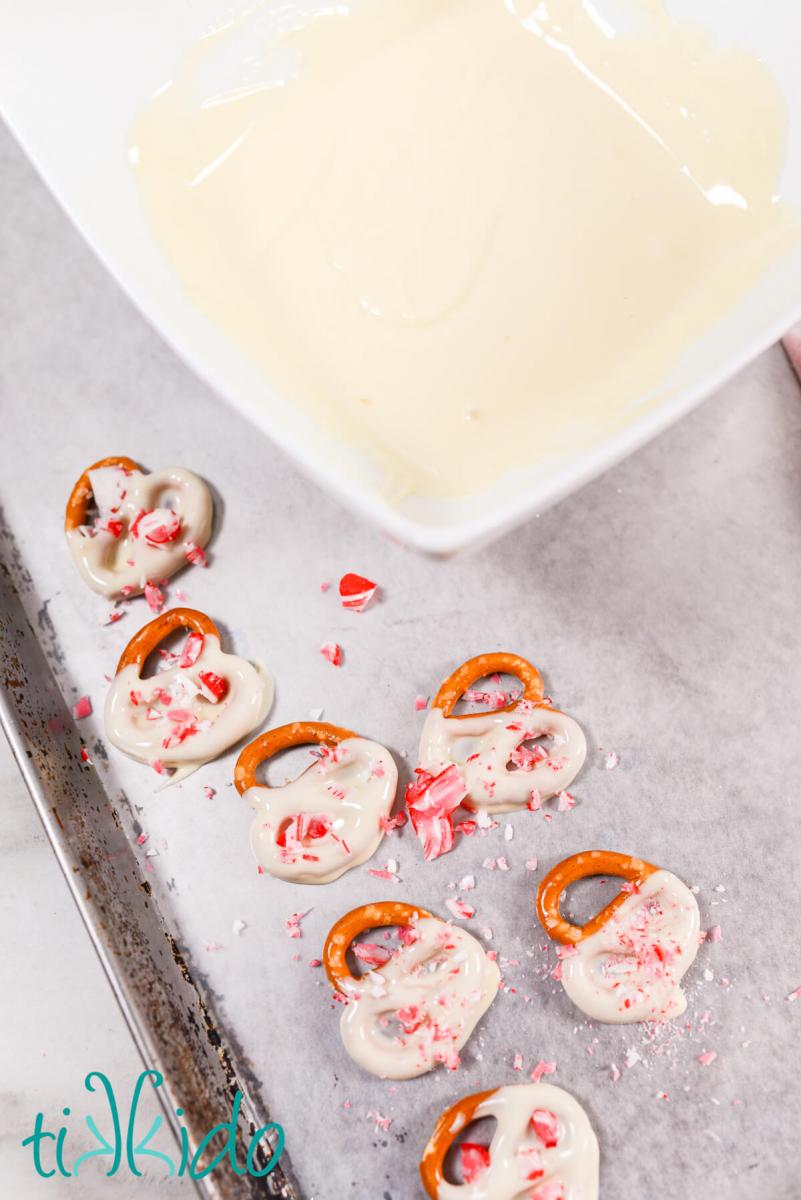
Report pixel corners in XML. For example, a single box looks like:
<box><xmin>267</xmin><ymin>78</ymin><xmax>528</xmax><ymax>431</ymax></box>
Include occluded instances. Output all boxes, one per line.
<box><xmin>3</xmin><ymin>119</ymin><xmax>801</xmax><ymax>1198</ymax></box>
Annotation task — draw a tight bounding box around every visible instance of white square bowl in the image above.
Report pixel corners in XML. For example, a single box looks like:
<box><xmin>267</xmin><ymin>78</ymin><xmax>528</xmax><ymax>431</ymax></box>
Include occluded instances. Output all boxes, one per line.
<box><xmin>2</xmin><ymin>0</ymin><xmax>801</xmax><ymax>553</ymax></box>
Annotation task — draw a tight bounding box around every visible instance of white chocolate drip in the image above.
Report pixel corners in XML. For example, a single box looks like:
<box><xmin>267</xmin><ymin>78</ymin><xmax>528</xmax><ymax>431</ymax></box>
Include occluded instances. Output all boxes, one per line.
<box><xmin>246</xmin><ymin>736</ymin><xmax>397</xmax><ymax>883</ymax></box>
<box><xmin>418</xmin><ymin>701</ymin><xmax>586</xmax><ymax>813</ymax></box>
<box><xmin>338</xmin><ymin>916</ymin><xmax>500</xmax><ymax>1079</ymax></box>
<box><xmin>66</xmin><ymin>465</ymin><xmax>212</xmax><ymax>598</ymax></box>
<box><xmin>560</xmin><ymin>869</ymin><xmax>700</xmax><ymax>1024</ymax></box>
<box><xmin>436</xmin><ymin>1082</ymin><xmax>599</xmax><ymax>1200</ymax></box>
<box><xmin>105</xmin><ymin>634</ymin><xmax>272</xmax><ymax>776</ymax></box>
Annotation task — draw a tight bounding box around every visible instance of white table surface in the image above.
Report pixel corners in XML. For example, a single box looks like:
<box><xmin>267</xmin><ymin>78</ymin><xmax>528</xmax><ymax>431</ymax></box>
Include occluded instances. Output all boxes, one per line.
<box><xmin>3</xmin><ymin>110</ymin><xmax>801</xmax><ymax>1200</ymax></box>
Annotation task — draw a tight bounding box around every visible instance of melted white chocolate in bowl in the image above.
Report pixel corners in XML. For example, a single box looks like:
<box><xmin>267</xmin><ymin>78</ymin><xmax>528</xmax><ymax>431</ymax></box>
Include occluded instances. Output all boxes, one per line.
<box><xmin>130</xmin><ymin>0</ymin><xmax>800</xmax><ymax>498</ymax></box>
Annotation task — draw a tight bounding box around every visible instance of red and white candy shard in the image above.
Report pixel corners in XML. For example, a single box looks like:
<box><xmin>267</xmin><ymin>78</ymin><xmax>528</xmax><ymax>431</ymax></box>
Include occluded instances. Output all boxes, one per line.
<box><xmin>436</xmin><ymin>1083</ymin><xmax>599</xmax><ymax>1200</ymax></box>
<box><xmin>338</xmin><ymin>572</ymin><xmax>378</xmax><ymax>612</ymax></box>
<box><xmin>246</xmin><ymin>738</ymin><xmax>397</xmax><ymax>884</ymax></box>
<box><xmin>406</xmin><ymin>764</ymin><xmax>468</xmax><ymax>861</ymax></box>
<box><xmin>66</xmin><ymin>464</ymin><xmax>212</xmax><ymax>599</ymax></box>
<box><xmin>105</xmin><ymin>630</ymin><xmax>272</xmax><ymax>779</ymax></box>
<box><xmin>416</xmin><ymin>695</ymin><xmax>586</xmax><ymax>816</ymax></box>
<box><xmin>558</xmin><ymin>869</ymin><xmax>701</xmax><ymax>1023</ymax></box>
<box><xmin>337</xmin><ymin>917</ymin><xmax>500</xmax><ymax>1081</ymax></box>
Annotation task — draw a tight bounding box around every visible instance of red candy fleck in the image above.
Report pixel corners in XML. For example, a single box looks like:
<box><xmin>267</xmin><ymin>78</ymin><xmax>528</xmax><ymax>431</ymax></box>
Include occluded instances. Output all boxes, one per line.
<box><xmin>72</xmin><ymin>695</ymin><xmax>92</xmax><ymax>720</ymax></box>
<box><xmin>178</xmin><ymin>632</ymin><xmax>204</xmax><ymax>669</ymax></box>
<box><xmin>338</xmin><ymin>573</ymin><xmax>378</xmax><ymax>613</ymax></box>
<box><xmin>144</xmin><ymin>581</ymin><xmax>165</xmax><ymax>614</ymax></box>
<box><xmin>184</xmin><ymin>542</ymin><xmax>208</xmax><ymax>567</ymax></box>
<box><xmin>460</xmin><ymin>1144</ymin><xmax>490</xmax><ymax>1183</ymax></box>
<box><xmin>135</xmin><ymin>508</ymin><xmax>182</xmax><ymax>547</ymax></box>
<box><xmin>353</xmin><ymin>943</ymin><xmax>391</xmax><ymax>967</ymax></box>
<box><xmin>198</xmin><ymin>670</ymin><xmax>228</xmax><ymax>702</ymax></box>
<box><xmin>406</xmin><ymin>765</ymin><xmax>468</xmax><ymax>861</ymax></box>
<box><xmin>320</xmin><ymin>641</ymin><xmax>343</xmax><ymax>667</ymax></box>
<box><xmin>530</xmin><ymin>1109</ymin><xmax>560</xmax><ymax>1149</ymax></box>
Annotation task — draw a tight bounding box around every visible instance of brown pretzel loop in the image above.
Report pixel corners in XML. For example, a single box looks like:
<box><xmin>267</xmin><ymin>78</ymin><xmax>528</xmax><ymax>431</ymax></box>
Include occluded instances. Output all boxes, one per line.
<box><xmin>323</xmin><ymin>902</ymin><xmax>433</xmax><ymax>991</ymax></box>
<box><xmin>536</xmin><ymin>851</ymin><xmax>658</xmax><ymax>945</ymax></box>
<box><xmin>65</xmin><ymin>456</ymin><xmax>141</xmax><ymax>531</ymax></box>
<box><xmin>433</xmin><ymin>653</ymin><xmax>544</xmax><ymax>718</ymax></box>
<box><xmin>419</xmin><ymin>1088</ymin><xmax>498</xmax><ymax>1198</ymax></box>
<box><xmin>116</xmin><ymin>608</ymin><xmax>219</xmax><ymax>675</ymax></box>
<box><xmin>233</xmin><ymin>722</ymin><xmax>358</xmax><ymax>795</ymax></box>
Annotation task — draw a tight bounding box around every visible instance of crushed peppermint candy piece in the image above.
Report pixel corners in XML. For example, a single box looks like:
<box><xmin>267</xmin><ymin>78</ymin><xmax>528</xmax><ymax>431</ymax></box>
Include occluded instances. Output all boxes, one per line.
<box><xmin>72</xmin><ymin>695</ymin><xmax>92</xmax><ymax>720</ymax></box>
<box><xmin>556</xmin><ymin>790</ymin><xmax>575</xmax><ymax>812</ymax></box>
<box><xmin>150</xmin><ymin>760</ymin><xmax>168</xmax><ymax>775</ymax></box>
<box><xmin>320</xmin><ymin>641</ymin><xmax>343</xmax><ymax>667</ymax></box>
<box><xmin>134</xmin><ymin>508</ymin><xmax>182</xmax><ymax>547</ymax></box>
<box><xmin>178</xmin><ymin>632</ymin><xmax>205</xmax><ymax>669</ymax></box>
<box><xmin>525</xmin><ymin>858</ymin><xmax>539</xmax><ymax>871</ymax></box>
<box><xmin>513</xmin><ymin>1053</ymin><xmax>524</xmax><ymax>1071</ymax></box>
<box><xmin>367</xmin><ymin>1109</ymin><xmax>392</xmax><ymax>1133</ymax></box>
<box><xmin>531</xmin><ymin>1109</ymin><xmax>559</xmax><ymax>1149</ymax></box>
<box><xmin>445</xmin><ymin>898</ymin><xmax>475</xmax><ymax>921</ymax></box>
<box><xmin>531</xmin><ymin>1060</ymin><xmax>556</xmax><ymax>1084</ymax></box>
<box><xmin>697</xmin><ymin>1050</ymin><xmax>718</xmax><ymax>1067</ymax></box>
<box><xmin>610</xmin><ymin>1063</ymin><xmax>621</xmax><ymax>1082</ymax></box>
<box><xmin>379</xmin><ymin>811</ymin><xmax>407</xmax><ymax>833</ymax></box>
<box><xmin>353</xmin><ymin>943</ymin><xmax>391</xmax><ymax>967</ymax></box>
<box><xmin>197</xmin><ymin>670</ymin><xmax>228</xmax><ymax>702</ymax></box>
<box><xmin>460</xmin><ymin>1144</ymin><xmax>490</xmax><ymax>1183</ymax></box>
<box><xmin>415</xmin><ymin>695</ymin><xmax>429</xmax><ymax>711</ymax></box>
<box><xmin>601</xmin><ymin>749</ymin><xmax>620</xmax><ymax>770</ymax></box>
<box><xmin>339</xmin><ymin>573</ymin><xmax>378</xmax><ymax>612</ymax></box>
<box><xmin>460</xmin><ymin>874</ymin><xmax>476</xmax><ymax>891</ymax></box>
<box><xmin>203</xmin><ymin>785</ymin><xmax>216</xmax><ymax>800</ymax></box>
<box><xmin>144</xmin><ymin>581</ymin><xmax>165</xmax><ymax>614</ymax></box>
<box><xmin>707</xmin><ymin>925</ymin><xmax>723</xmax><ymax>943</ymax></box>
<box><xmin>284</xmin><ymin>911</ymin><xmax>308</xmax><ymax>939</ymax></box>
<box><xmin>184</xmin><ymin>542</ymin><xmax>208</xmax><ymax>567</ymax></box>
<box><xmin>232</xmin><ymin>919</ymin><xmax>247</xmax><ymax>936</ymax></box>
<box><xmin>786</xmin><ymin>985</ymin><xmax>801</xmax><ymax>1002</ymax></box>
<box><xmin>406</xmin><ymin>765</ymin><xmax>467</xmax><ymax>861</ymax></box>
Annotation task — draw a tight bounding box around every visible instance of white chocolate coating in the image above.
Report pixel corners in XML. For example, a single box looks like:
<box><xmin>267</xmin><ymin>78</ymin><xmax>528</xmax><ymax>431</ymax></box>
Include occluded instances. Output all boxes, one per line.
<box><xmin>246</xmin><ymin>737</ymin><xmax>397</xmax><ymax>884</ymax></box>
<box><xmin>66</xmin><ymin>465</ymin><xmax>212</xmax><ymax>598</ymax></box>
<box><xmin>560</xmin><ymin>869</ymin><xmax>700</xmax><ymax>1024</ymax></box>
<box><xmin>436</xmin><ymin>1083</ymin><xmax>599</xmax><ymax>1200</ymax></box>
<box><xmin>338</xmin><ymin>916</ymin><xmax>500</xmax><ymax>1080</ymax></box>
<box><xmin>418</xmin><ymin>702</ymin><xmax>586</xmax><ymax>813</ymax></box>
<box><xmin>105</xmin><ymin>634</ymin><xmax>272</xmax><ymax>775</ymax></box>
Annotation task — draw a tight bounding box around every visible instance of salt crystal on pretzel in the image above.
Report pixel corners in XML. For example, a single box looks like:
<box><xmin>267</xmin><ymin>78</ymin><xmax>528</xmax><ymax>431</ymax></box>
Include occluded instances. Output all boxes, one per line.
<box><xmin>65</xmin><ymin>459</ymin><xmax>212</xmax><ymax>599</ymax></box>
<box><xmin>419</xmin><ymin>1082</ymin><xmax>598</xmax><ymax>1200</ymax></box>
<box><xmin>236</xmin><ymin>722</ymin><xmax>397</xmax><ymax>884</ymax></box>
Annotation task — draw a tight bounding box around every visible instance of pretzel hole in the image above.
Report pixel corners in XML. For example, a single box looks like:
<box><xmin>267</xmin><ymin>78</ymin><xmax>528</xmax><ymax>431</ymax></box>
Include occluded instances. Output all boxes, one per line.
<box><xmin>442</xmin><ymin>1117</ymin><xmax>497</xmax><ymax>1185</ymax></box>
<box><xmin>343</xmin><ymin>923</ymin><xmax>418</xmax><ymax>985</ymax></box>
<box><xmin>254</xmin><ymin>744</ymin><xmax>324</xmax><ymax>788</ymax></box>
<box><xmin>560</xmin><ymin>875</ymin><xmax>618</xmax><ymax>928</ymax></box>
<box><xmin>137</xmin><ymin>628</ymin><xmax>197</xmax><ymax>680</ymax></box>
<box><xmin>451</xmin><ymin>673</ymin><xmax>524</xmax><ymax>716</ymax></box>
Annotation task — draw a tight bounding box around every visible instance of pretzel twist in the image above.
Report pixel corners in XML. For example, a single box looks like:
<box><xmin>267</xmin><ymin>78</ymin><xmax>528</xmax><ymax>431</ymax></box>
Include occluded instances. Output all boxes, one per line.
<box><xmin>115</xmin><ymin>608</ymin><xmax>219</xmax><ymax>675</ymax></box>
<box><xmin>234</xmin><ymin>722</ymin><xmax>357</xmax><ymax>795</ymax></box>
<box><xmin>323</xmin><ymin>902</ymin><xmax>433</xmax><ymax>990</ymax></box>
<box><xmin>419</xmin><ymin>1088</ymin><xmax>498</xmax><ymax>1198</ymax></box>
<box><xmin>65</xmin><ymin>456</ymin><xmax>141</xmax><ymax>531</ymax></box>
<box><xmin>433</xmin><ymin>653</ymin><xmax>544</xmax><ymax>718</ymax></box>
<box><xmin>536</xmin><ymin>851</ymin><xmax>658</xmax><ymax>945</ymax></box>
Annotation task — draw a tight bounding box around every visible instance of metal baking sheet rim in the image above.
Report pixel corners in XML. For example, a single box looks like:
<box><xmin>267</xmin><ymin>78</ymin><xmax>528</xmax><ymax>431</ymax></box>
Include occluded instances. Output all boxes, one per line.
<box><xmin>0</xmin><ymin>521</ymin><xmax>302</xmax><ymax>1200</ymax></box>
